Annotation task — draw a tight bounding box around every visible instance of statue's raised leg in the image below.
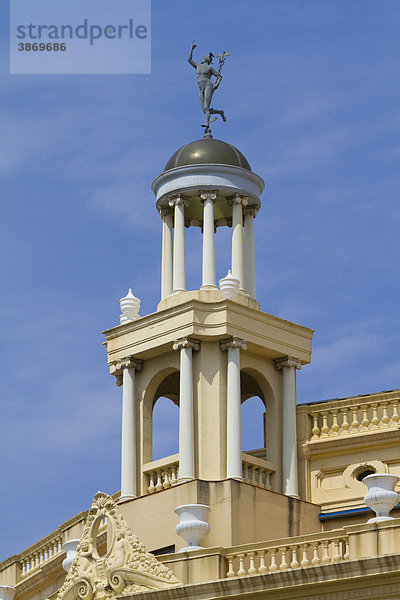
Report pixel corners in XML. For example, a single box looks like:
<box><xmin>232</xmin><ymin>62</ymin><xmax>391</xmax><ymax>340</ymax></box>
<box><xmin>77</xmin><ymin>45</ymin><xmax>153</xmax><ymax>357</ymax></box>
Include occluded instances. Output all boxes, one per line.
<box><xmin>210</xmin><ymin>108</ymin><xmax>227</xmax><ymax>122</ymax></box>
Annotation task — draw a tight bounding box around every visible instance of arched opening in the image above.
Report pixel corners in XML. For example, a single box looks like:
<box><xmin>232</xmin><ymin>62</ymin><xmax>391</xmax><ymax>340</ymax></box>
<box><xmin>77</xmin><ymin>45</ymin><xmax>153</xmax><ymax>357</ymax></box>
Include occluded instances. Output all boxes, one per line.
<box><xmin>151</xmin><ymin>370</ymin><xmax>179</xmax><ymax>461</ymax></box>
<box><xmin>241</xmin><ymin>371</ymin><xmax>266</xmax><ymax>458</ymax></box>
<box><xmin>241</xmin><ymin>396</ymin><xmax>266</xmax><ymax>454</ymax></box>
<box><xmin>152</xmin><ymin>396</ymin><xmax>179</xmax><ymax>461</ymax></box>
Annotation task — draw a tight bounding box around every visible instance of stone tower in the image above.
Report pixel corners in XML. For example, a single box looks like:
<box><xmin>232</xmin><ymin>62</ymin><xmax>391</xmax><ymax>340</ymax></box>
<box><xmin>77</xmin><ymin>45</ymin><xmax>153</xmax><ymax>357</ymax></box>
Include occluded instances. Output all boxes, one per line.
<box><xmin>103</xmin><ymin>135</ymin><xmax>314</xmax><ymax>539</ymax></box>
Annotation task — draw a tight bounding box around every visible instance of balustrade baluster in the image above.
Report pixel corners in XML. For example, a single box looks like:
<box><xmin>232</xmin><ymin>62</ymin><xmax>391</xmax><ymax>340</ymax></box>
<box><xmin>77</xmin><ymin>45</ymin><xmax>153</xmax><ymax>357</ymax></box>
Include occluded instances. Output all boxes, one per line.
<box><xmin>321</xmin><ymin>412</ymin><xmax>330</xmax><ymax>437</ymax></box>
<box><xmin>290</xmin><ymin>546</ymin><xmax>300</xmax><ymax>569</ymax></box>
<box><xmin>269</xmin><ymin>548</ymin><xmax>278</xmax><ymax>572</ymax></box>
<box><xmin>243</xmin><ymin>463</ymin><xmax>250</xmax><ymax>484</ymax></box>
<box><xmin>371</xmin><ymin>403</ymin><xmax>380</xmax><ymax>428</ymax></box>
<box><xmin>311</xmin><ymin>413</ymin><xmax>320</xmax><ymax>439</ymax></box>
<box><xmin>163</xmin><ymin>469</ymin><xmax>171</xmax><ymax>489</ymax></box>
<box><xmin>155</xmin><ymin>470</ymin><xmax>163</xmax><ymax>491</ymax></box>
<box><xmin>340</xmin><ymin>408</ymin><xmax>350</xmax><ymax>434</ymax></box>
<box><xmin>171</xmin><ymin>465</ymin><xmax>178</xmax><ymax>485</ymax></box>
<box><xmin>351</xmin><ymin>406</ymin><xmax>360</xmax><ymax>431</ymax></box>
<box><xmin>321</xmin><ymin>541</ymin><xmax>330</xmax><ymax>564</ymax></box>
<box><xmin>332</xmin><ymin>539</ymin><xmax>341</xmax><ymax>562</ymax></box>
<box><xmin>251</xmin><ymin>466</ymin><xmax>258</xmax><ymax>486</ymax></box>
<box><xmin>237</xmin><ymin>553</ymin><xmax>246</xmax><ymax>577</ymax></box>
<box><xmin>381</xmin><ymin>402</ymin><xmax>390</xmax><ymax>427</ymax></box>
<box><xmin>311</xmin><ymin>542</ymin><xmax>320</xmax><ymax>565</ymax></box>
<box><xmin>331</xmin><ymin>410</ymin><xmax>339</xmax><ymax>435</ymax></box>
<box><xmin>361</xmin><ymin>405</ymin><xmax>370</xmax><ymax>429</ymax></box>
<box><xmin>279</xmin><ymin>546</ymin><xmax>288</xmax><ymax>570</ymax></box>
<box><xmin>391</xmin><ymin>400</ymin><xmax>399</xmax><ymax>425</ymax></box>
<box><xmin>248</xmin><ymin>551</ymin><xmax>257</xmax><ymax>575</ymax></box>
<box><xmin>344</xmin><ymin>539</ymin><xmax>350</xmax><ymax>560</ymax></box>
<box><xmin>226</xmin><ymin>555</ymin><xmax>235</xmax><ymax>577</ymax></box>
<box><xmin>265</xmin><ymin>470</ymin><xmax>271</xmax><ymax>490</ymax></box>
<box><xmin>148</xmin><ymin>472</ymin><xmax>156</xmax><ymax>493</ymax></box>
<box><xmin>258</xmin><ymin>550</ymin><xmax>267</xmax><ymax>574</ymax></box>
<box><xmin>300</xmin><ymin>544</ymin><xmax>309</xmax><ymax>567</ymax></box>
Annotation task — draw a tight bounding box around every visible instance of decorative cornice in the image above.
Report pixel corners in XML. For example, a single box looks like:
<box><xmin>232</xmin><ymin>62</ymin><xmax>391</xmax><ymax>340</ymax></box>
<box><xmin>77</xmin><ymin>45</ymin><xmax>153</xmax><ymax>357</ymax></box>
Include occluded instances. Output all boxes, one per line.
<box><xmin>173</xmin><ymin>337</ymin><xmax>200</xmax><ymax>352</ymax></box>
<box><xmin>200</xmin><ymin>191</ymin><xmax>217</xmax><ymax>203</ymax></box>
<box><xmin>220</xmin><ymin>337</ymin><xmax>247</xmax><ymax>351</ymax></box>
<box><xmin>168</xmin><ymin>194</ymin><xmax>190</xmax><ymax>208</ymax></box>
<box><xmin>274</xmin><ymin>356</ymin><xmax>302</xmax><ymax>371</ymax></box>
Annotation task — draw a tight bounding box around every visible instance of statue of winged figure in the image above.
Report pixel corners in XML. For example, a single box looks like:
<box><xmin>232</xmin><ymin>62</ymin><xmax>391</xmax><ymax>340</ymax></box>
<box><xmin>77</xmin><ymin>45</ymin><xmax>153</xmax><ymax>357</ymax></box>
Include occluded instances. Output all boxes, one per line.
<box><xmin>188</xmin><ymin>41</ymin><xmax>229</xmax><ymax>138</ymax></box>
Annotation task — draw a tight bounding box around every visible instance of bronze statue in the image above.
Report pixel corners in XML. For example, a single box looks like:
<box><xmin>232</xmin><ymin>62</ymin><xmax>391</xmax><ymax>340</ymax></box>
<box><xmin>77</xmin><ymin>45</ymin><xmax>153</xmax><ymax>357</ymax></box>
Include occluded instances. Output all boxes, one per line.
<box><xmin>188</xmin><ymin>41</ymin><xmax>229</xmax><ymax>138</ymax></box>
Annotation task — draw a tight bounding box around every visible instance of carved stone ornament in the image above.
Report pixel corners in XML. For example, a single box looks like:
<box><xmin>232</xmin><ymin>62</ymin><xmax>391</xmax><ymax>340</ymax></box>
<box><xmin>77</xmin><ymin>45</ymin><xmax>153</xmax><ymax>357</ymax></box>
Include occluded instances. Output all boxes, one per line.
<box><xmin>274</xmin><ymin>356</ymin><xmax>302</xmax><ymax>371</ymax></box>
<box><xmin>219</xmin><ymin>337</ymin><xmax>247</xmax><ymax>351</ymax></box>
<box><xmin>110</xmin><ymin>357</ymin><xmax>143</xmax><ymax>387</ymax></box>
<box><xmin>173</xmin><ymin>337</ymin><xmax>200</xmax><ymax>352</ymax></box>
<box><xmin>227</xmin><ymin>194</ymin><xmax>248</xmax><ymax>207</ymax></box>
<box><xmin>200</xmin><ymin>191</ymin><xmax>217</xmax><ymax>203</ymax></box>
<box><xmin>55</xmin><ymin>492</ymin><xmax>182</xmax><ymax>600</ymax></box>
<box><xmin>168</xmin><ymin>194</ymin><xmax>190</xmax><ymax>208</ymax></box>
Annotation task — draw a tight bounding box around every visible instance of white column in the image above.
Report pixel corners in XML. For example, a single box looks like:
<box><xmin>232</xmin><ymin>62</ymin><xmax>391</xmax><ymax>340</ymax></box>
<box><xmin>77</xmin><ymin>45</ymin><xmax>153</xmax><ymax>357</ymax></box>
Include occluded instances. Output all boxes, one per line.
<box><xmin>231</xmin><ymin>194</ymin><xmax>248</xmax><ymax>291</ymax></box>
<box><xmin>221</xmin><ymin>337</ymin><xmax>247</xmax><ymax>480</ymax></box>
<box><xmin>244</xmin><ymin>208</ymin><xmax>257</xmax><ymax>299</ymax></box>
<box><xmin>173</xmin><ymin>338</ymin><xmax>200</xmax><ymax>482</ymax></box>
<box><xmin>160</xmin><ymin>208</ymin><xmax>173</xmax><ymax>299</ymax></box>
<box><xmin>112</xmin><ymin>357</ymin><xmax>143</xmax><ymax>500</ymax></box>
<box><xmin>200</xmin><ymin>191</ymin><xmax>217</xmax><ymax>289</ymax></box>
<box><xmin>275</xmin><ymin>356</ymin><xmax>302</xmax><ymax>498</ymax></box>
<box><xmin>169</xmin><ymin>195</ymin><xmax>189</xmax><ymax>293</ymax></box>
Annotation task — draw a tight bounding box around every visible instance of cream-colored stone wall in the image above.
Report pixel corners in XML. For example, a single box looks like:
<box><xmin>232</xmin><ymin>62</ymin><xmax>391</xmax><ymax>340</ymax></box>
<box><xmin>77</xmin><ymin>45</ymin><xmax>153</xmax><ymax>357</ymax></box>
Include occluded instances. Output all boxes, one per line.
<box><xmin>297</xmin><ymin>390</ymin><xmax>400</xmax><ymax>513</ymax></box>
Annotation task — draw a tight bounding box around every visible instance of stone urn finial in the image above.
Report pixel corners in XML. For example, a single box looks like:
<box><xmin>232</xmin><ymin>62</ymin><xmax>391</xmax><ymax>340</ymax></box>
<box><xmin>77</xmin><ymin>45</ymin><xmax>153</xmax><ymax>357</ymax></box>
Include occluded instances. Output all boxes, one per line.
<box><xmin>175</xmin><ymin>504</ymin><xmax>210</xmax><ymax>552</ymax></box>
<box><xmin>120</xmin><ymin>289</ymin><xmax>140</xmax><ymax>324</ymax></box>
<box><xmin>219</xmin><ymin>270</ymin><xmax>240</xmax><ymax>300</ymax></box>
<box><xmin>0</xmin><ymin>586</ymin><xmax>16</xmax><ymax>600</ymax></box>
<box><xmin>62</xmin><ymin>539</ymin><xmax>80</xmax><ymax>572</ymax></box>
<box><xmin>363</xmin><ymin>473</ymin><xmax>400</xmax><ymax>523</ymax></box>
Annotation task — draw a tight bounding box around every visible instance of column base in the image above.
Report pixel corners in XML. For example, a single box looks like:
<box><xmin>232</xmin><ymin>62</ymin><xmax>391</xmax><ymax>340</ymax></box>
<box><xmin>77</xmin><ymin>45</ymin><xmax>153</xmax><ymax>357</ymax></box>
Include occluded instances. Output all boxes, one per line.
<box><xmin>228</xmin><ymin>476</ymin><xmax>244</xmax><ymax>482</ymax></box>
<box><xmin>177</xmin><ymin>476</ymin><xmax>195</xmax><ymax>483</ymax></box>
<box><xmin>118</xmin><ymin>494</ymin><xmax>137</xmax><ymax>503</ymax></box>
<box><xmin>201</xmin><ymin>284</ymin><xmax>218</xmax><ymax>290</ymax></box>
<box><xmin>172</xmin><ymin>288</ymin><xmax>186</xmax><ymax>295</ymax></box>
<box><xmin>286</xmin><ymin>493</ymin><xmax>300</xmax><ymax>499</ymax></box>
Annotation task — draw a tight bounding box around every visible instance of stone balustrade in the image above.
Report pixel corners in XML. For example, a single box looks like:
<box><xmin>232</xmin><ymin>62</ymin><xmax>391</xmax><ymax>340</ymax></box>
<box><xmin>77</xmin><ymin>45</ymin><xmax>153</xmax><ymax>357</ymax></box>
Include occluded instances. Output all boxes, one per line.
<box><xmin>20</xmin><ymin>535</ymin><xmax>63</xmax><ymax>577</ymax></box>
<box><xmin>242</xmin><ymin>453</ymin><xmax>275</xmax><ymax>490</ymax></box>
<box><xmin>19</xmin><ymin>517</ymin><xmax>108</xmax><ymax>578</ymax></box>
<box><xmin>304</xmin><ymin>395</ymin><xmax>400</xmax><ymax>441</ymax></box>
<box><xmin>225</xmin><ymin>530</ymin><xmax>349</xmax><ymax>577</ymax></box>
<box><xmin>143</xmin><ymin>454</ymin><xmax>179</xmax><ymax>494</ymax></box>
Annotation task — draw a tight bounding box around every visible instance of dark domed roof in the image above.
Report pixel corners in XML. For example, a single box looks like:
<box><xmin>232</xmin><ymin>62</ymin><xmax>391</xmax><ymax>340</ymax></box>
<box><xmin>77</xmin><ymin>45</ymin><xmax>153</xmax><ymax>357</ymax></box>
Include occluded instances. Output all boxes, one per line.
<box><xmin>164</xmin><ymin>138</ymin><xmax>252</xmax><ymax>172</ymax></box>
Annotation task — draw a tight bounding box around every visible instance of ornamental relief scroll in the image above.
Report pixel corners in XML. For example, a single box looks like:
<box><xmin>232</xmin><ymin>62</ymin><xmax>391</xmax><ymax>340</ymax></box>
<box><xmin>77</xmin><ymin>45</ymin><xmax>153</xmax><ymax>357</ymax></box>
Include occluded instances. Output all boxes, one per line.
<box><xmin>55</xmin><ymin>492</ymin><xmax>181</xmax><ymax>600</ymax></box>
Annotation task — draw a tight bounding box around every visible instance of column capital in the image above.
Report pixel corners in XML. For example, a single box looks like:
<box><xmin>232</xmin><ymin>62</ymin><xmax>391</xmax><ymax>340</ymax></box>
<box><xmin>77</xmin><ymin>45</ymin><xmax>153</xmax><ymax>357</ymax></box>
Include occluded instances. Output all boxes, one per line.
<box><xmin>159</xmin><ymin>206</ymin><xmax>173</xmax><ymax>219</ymax></box>
<box><xmin>227</xmin><ymin>194</ymin><xmax>249</xmax><ymax>207</ymax></box>
<box><xmin>220</xmin><ymin>336</ymin><xmax>247</xmax><ymax>352</ymax></box>
<box><xmin>243</xmin><ymin>206</ymin><xmax>258</xmax><ymax>218</ymax></box>
<box><xmin>173</xmin><ymin>337</ymin><xmax>200</xmax><ymax>352</ymax></box>
<box><xmin>274</xmin><ymin>356</ymin><xmax>302</xmax><ymax>371</ymax></box>
<box><xmin>168</xmin><ymin>194</ymin><xmax>190</xmax><ymax>208</ymax></box>
<box><xmin>110</xmin><ymin>356</ymin><xmax>144</xmax><ymax>385</ymax></box>
<box><xmin>200</xmin><ymin>191</ymin><xmax>217</xmax><ymax>203</ymax></box>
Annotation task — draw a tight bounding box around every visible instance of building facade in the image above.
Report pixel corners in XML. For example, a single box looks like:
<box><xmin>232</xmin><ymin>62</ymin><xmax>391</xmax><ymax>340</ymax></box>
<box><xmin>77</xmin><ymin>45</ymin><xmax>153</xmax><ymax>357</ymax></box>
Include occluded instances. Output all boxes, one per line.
<box><xmin>1</xmin><ymin>136</ymin><xmax>399</xmax><ymax>600</ymax></box>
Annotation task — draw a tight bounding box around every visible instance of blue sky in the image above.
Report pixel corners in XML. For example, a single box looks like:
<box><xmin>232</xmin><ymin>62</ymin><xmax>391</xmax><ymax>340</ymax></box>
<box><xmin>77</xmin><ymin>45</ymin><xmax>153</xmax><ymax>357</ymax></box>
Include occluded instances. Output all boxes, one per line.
<box><xmin>0</xmin><ymin>0</ymin><xmax>399</xmax><ymax>560</ymax></box>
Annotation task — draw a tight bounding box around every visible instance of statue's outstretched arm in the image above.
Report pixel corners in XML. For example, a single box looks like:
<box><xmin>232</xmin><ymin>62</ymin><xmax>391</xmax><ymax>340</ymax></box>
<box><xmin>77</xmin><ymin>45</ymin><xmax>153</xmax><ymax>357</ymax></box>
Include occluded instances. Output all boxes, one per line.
<box><xmin>188</xmin><ymin>41</ymin><xmax>197</xmax><ymax>68</ymax></box>
<box><xmin>213</xmin><ymin>73</ymin><xmax>222</xmax><ymax>91</ymax></box>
